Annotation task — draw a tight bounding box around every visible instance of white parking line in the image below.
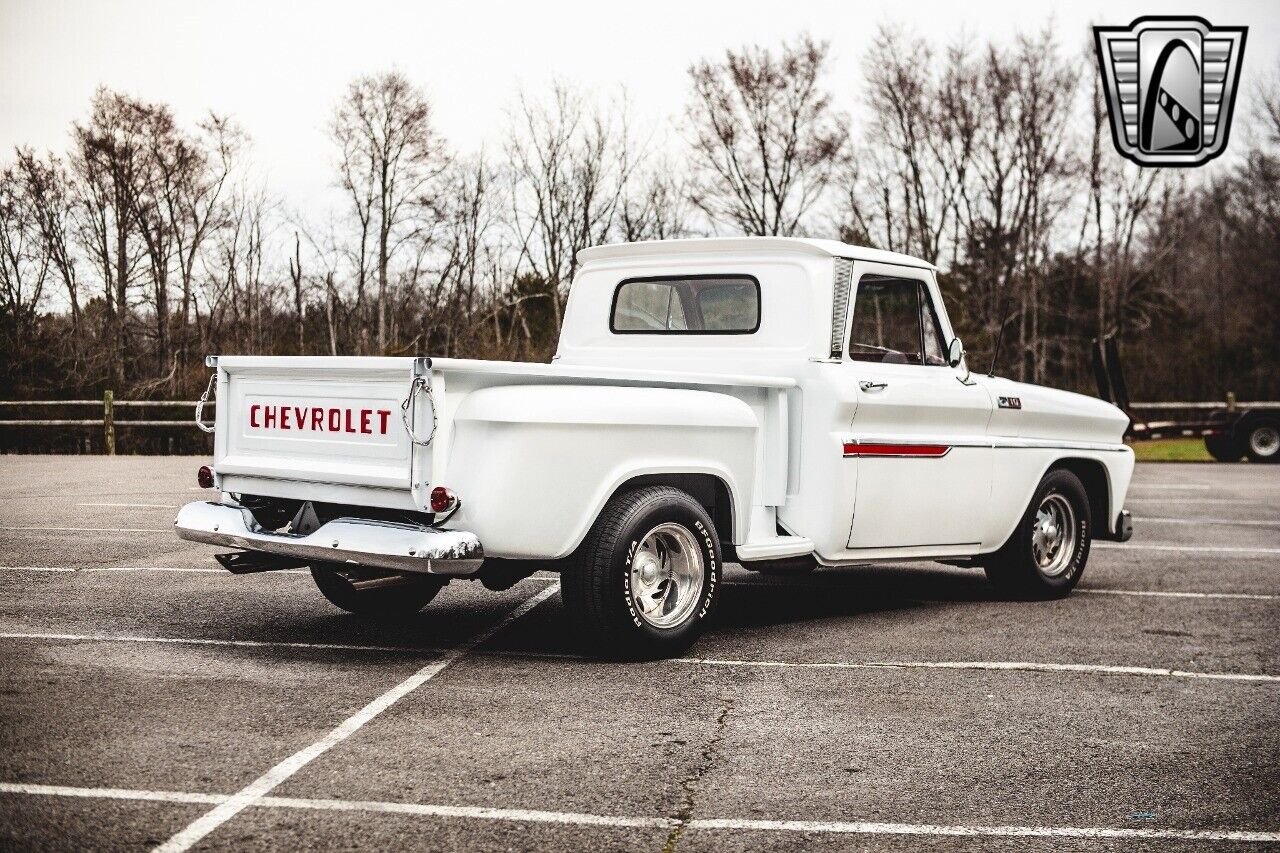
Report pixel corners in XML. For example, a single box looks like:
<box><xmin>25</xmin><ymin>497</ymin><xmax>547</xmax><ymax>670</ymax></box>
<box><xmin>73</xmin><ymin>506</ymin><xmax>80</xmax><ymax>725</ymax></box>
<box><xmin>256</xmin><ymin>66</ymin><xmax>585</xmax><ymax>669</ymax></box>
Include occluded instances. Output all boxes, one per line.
<box><xmin>685</xmin><ymin>816</ymin><xmax>1280</xmax><ymax>842</ymax></box>
<box><xmin>1097</xmin><ymin>543</ymin><xmax>1280</xmax><ymax>555</ymax></box>
<box><xmin>0</xmin><ymin>631</ymin><xmax>438</xmax><ymax>654</ymax></box>
<box><xmin>1125</xmin><ymin>498</ymin><xmax>1256</xmax><ymax>505</ymax></box>
<box><xmin>76</xmin><ymin>502</ymin><xmax>177</xmax><ymax>509</ymax></box>
<box><xmin>0</xmin><ymin>525</ymin><xmax>171</xmax><ymax>533</ymax></box>
<box><xmin>1127</xmin><ymin>483</ymin><xmax>1212</xmax><ymax>490</ymax></box>
<box><xmin>0</xmin><ymin>782</ymin><xmax>224</xmax><ymax>806</ymax></box>
<box><xmin>1079</xmin><ymin>588</ymin><xmax>1278</xmax><ymax>601</ymax></box>
<box><xmin>676</xmin><ymin>657</ymin><xmax>1280</xmax><ymax>683</ymax></box>
<box><xmin>2</xmin><ymin>781</ymin><xmax>1277</xmax><ymax>843</ymax></box>
<box><xmin>261</xmin><ymin>792</ymin><xmax>671</xmax><ymax>829</ymax></box>
<box><xmin>3</xmin><ymin>629</ymin><xmax>1273</xmax><ymax>684</ymax></box>
<box><xmin>152</xmin><ymin>581</ymin><xmax>561</xmax><ymax>853</ymax></box>
<box><xmin>1137</xmin><ymin>517</ymin><xmax>1280</xmax><ymax>528</ymax></box>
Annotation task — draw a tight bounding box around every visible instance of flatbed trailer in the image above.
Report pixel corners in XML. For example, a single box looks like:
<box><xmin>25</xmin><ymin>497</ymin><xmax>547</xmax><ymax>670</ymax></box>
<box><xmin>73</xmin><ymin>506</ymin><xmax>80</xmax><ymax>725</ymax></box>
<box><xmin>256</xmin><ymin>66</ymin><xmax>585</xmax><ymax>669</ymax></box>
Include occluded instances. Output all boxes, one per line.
<box><xmin>1093</xmin><ymin>335</ymin><xmax>1280</xmax><ymax>463</ymax></box>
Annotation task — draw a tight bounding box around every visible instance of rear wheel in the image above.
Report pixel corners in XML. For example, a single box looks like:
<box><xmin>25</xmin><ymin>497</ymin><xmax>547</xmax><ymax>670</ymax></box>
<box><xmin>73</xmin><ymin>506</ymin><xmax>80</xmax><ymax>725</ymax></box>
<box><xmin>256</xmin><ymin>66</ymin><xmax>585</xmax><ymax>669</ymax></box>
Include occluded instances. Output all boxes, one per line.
<box><xmin>1243</xmin><ymin>419</ymin><xmax>1280</xmax><ymax>464</ymax></box>
<box><xmin>1204</xmin><ymin>433</ymin><xmax>1244</xmax><ymax>463</ymax></box>
<box><xmin>310</xmin><ymin>564</ymin><xmax>445</xmax><ymax>617</ymax></box>
<box><xmin>985</xmin><ymin>469</ymin><xmax>1091</xmax><ymax>599</ymax></box>
<box><xmin>561</xmin><ymin>486</ymin><xmax>721</xmax><ymax>659</ymax></box>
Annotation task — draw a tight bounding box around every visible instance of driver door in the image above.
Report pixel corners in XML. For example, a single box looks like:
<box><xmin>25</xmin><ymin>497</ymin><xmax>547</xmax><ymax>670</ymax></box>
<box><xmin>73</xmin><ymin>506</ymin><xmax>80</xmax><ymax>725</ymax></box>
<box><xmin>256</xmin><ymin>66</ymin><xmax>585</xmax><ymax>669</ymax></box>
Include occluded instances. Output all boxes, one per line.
<box><xmin>843</xmin><ymin>266</ymin><xmax>993</xmax><ymax>552</ymax></box>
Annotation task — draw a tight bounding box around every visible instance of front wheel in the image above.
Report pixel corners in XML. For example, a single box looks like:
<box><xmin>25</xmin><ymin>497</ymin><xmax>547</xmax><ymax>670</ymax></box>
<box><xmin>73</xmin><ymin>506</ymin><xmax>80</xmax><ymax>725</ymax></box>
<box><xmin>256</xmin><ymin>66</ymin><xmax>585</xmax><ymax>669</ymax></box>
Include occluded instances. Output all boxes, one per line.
<box><xmin>985</xmin><ymin>469</ymin><xmax>1091</xmax><ymax>599</ymax></box>
<box><xmin>561</xmin><ymin>486</ymin><xmax>721</xmax><ymax>659</ymax></box>
<box><xmin>1243</xmin><ymin>419</ymin><xmax>1280</xmax><ymax>464</ymax></box>
<box><xmin>310</xmin><ymin>564</ymin><xmax>446</xmax><ymax>617</ymax></box>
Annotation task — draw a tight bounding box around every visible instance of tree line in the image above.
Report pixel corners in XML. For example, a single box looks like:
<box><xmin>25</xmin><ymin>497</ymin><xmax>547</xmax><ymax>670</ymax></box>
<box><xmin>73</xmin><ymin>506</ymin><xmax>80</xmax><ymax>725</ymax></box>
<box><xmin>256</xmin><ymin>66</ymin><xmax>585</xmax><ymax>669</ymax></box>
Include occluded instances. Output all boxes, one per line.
<box><xmin>1</xmin><ymin>26</ymin><xmax>1277</xmax><ymax>407</ymax></box>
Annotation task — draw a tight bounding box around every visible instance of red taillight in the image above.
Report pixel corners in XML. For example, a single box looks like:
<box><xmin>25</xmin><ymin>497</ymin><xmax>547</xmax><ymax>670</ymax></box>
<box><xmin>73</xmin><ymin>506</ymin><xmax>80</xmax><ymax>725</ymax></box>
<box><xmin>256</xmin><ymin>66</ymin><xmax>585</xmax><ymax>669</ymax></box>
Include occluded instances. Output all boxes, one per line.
<box><xmin>430</xmin><ymin>486</ymin><xmax>456</xmax><ymax>513</ymax></box>
<box><xmin>196</xmin><ymin>465</ymin><xmax>215</xmax><ymax>489</ymax></box>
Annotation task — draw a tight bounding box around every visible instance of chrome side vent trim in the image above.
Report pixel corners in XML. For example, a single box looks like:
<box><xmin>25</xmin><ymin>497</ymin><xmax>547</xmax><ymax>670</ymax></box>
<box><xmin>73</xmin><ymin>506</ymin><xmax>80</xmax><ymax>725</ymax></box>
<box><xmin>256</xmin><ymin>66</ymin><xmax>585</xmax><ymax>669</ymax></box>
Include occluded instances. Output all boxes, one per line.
<box><xmin>830</xmin><ymin>257</ymin><xmax>854</xmax><ymax>359</ymax></box>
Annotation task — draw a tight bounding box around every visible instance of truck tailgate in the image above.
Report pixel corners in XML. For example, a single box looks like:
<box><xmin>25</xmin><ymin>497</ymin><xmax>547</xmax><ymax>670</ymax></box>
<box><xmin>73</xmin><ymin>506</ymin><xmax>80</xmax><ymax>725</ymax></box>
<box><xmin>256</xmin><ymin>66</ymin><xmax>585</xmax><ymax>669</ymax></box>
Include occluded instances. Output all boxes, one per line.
<box><xmin>210</xmin><ymin>356</ymin><xmax>432</xmax><ymax>508</ymax></box>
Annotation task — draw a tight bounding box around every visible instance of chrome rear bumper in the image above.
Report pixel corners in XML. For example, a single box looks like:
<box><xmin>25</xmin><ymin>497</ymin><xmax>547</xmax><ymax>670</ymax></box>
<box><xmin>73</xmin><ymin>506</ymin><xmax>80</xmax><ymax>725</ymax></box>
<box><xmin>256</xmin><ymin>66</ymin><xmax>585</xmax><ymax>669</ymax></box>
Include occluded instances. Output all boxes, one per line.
<box><xmin>174</xmin><ymin>501</ymin><xmax>484</xmax><ymax>576</ymax></box>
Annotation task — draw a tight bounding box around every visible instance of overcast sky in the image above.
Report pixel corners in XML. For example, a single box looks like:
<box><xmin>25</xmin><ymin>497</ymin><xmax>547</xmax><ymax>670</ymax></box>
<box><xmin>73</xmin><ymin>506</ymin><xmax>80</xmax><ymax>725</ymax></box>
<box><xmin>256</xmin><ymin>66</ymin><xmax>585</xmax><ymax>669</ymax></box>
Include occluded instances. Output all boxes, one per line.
<box><xmin>2</xmin><ymin>0</ymin><xmax>1277</xmax><ymax>217</ymax></box>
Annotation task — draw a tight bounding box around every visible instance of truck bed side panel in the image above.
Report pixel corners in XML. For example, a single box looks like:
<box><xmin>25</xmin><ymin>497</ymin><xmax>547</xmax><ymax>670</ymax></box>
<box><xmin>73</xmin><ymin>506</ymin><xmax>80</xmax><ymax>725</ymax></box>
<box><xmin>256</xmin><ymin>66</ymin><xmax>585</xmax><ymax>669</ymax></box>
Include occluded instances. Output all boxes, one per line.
<box><xmin>442</xmin><ymin>384</ymin><xmax>760</xmax><ymax>559</ymax></box>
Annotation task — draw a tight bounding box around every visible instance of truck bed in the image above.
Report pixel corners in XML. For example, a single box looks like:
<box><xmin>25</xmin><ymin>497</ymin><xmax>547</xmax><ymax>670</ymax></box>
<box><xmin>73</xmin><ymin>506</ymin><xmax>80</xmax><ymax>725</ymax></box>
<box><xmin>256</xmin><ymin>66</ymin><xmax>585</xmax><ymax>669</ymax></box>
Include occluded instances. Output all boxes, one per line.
<box><xmin>206</xmin><ymin>355</ymin><xmax>794</xmax><ymax>515</ymax></box>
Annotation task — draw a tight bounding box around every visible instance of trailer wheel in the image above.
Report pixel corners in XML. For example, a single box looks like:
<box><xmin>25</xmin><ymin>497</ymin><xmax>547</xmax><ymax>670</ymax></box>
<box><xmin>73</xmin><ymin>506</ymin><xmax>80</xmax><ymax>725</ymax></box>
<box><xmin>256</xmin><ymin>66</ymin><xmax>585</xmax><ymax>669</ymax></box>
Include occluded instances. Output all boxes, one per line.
<box><xmin>1204</xmin><ymin>434</ymin><xmax>1244</xmax><ymax>463</ymax></box>
<box><xmin>985</xmin><ymin>469</ymin><xmax>1091</xmax><ymax>599</ymax></box>
<box><xmin>1244</xmin><ymin>419</ymin><xmax>1280</xmax><ymax>464</ymax></box>
<box><xmin>561</xmin><ymin>486</ymin><xmax>721</xmax><ymax>659</ymax></box>
<box><xmin>310</xmin><ymin>564</ymin><xmax>445</xmax><ymax>617</ymax></box>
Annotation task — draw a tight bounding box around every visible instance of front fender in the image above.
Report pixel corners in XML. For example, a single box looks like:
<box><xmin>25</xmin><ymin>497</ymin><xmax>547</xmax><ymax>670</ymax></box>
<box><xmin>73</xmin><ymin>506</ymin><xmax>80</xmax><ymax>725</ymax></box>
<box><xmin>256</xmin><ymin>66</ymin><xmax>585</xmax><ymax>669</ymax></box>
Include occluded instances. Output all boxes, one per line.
<box><xmin>442</xmin><ymin>384</ymin><xmax>759</xmax><ymax>559</ymax></box>
<box><xmin>984</xmin><ymin>445</ymin><xmax>1135</xmax><ymax>552</ymax></box>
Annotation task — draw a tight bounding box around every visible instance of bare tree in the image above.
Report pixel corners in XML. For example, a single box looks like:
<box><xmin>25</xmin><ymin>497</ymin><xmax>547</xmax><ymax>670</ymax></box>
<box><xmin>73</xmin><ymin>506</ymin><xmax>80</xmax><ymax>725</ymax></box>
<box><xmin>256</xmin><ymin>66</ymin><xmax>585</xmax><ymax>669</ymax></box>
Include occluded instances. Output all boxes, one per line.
<box><xmin>330</xmin><ymin>70</ymin><xmax>448</xmax><ymax>353</ymax></box>
<box><xmin>72</xmin><ymin>88</ymin><xmax>154</xmax><ymax>385</ymax></box>
<box><xmin>619</xmin><ymin>158</ymin><xmax>692</xmax><ymax>242</ymax></box>
<box><xmin>12</xmin><ymin>150</ymin><xmax>81</xmax><ymax>354</ymax></box>
<box><xmin>847</xmin><ymin>29</ymin><xmax>976</xmax><ymax>265</ymax></box>
<box><xmin>130</xmin><ymin>100</ymin><xmax>183</xmax><ymax>376</ymax></box>
<box><xmin>163</xmin><ymin>115</ymin><xmax>242</xmax><ymax>376</ymax></box>
<box><xmin>686</xmin><ymin>34</ymin><xmax>846</xmax><ymax>236</ymax></box>
<box><xmin>287</xmin><ymin>231</ymin><xmax>305</xmax><ymax>353</ymax></box>
<box><xmin>0</xmin><ymin>164</ymin><xmax>49</xmax><ymax>356</ymax></box>
<box><xmin>507</xmin><ymin>84</ymin><xmax>632</xmax><ymax>334</ymax></box>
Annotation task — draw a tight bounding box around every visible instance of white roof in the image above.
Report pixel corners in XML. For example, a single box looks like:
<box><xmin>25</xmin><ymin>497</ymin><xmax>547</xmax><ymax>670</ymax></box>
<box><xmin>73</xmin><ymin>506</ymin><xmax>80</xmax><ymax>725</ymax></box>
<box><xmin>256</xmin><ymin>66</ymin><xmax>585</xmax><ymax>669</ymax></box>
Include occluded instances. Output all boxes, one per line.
<box><xmin>577</xmin><ymin>237</ymin><xmax>936</xmax><ymax>271</ymax></box>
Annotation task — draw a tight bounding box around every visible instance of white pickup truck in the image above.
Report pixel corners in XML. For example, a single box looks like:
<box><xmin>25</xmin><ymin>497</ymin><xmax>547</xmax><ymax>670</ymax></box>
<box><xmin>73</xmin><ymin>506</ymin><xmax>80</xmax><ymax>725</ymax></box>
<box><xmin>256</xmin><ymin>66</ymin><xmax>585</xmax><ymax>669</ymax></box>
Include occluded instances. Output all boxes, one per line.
<box><xmin>177</xmin><ymin>237</ymin><xmax>1134</xmax><ymax>657</ymax></box>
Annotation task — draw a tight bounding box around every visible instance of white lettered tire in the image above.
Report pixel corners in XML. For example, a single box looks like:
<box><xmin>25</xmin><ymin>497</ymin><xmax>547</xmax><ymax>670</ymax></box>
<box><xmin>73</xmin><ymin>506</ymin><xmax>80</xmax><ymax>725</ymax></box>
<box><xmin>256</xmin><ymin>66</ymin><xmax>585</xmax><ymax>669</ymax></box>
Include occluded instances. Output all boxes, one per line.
<box><xmin>561</xmin><ymin>486</ymin><xmax>721</xmax><ymax>659</ymax></box>
<box><xmin>984</xmin><ymin>469</ymin><xmax>1092</xmax><ymax>599</ymax></box>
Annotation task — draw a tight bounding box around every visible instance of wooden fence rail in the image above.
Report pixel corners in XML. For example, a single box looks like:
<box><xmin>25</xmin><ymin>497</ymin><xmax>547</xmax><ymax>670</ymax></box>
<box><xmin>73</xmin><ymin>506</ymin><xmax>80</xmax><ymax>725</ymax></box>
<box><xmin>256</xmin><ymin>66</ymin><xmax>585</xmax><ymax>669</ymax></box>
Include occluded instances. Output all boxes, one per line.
<box><xmin>0</xmin><ymin>392</ymin><xmax>213</xmax><ymax>454</ymax></box>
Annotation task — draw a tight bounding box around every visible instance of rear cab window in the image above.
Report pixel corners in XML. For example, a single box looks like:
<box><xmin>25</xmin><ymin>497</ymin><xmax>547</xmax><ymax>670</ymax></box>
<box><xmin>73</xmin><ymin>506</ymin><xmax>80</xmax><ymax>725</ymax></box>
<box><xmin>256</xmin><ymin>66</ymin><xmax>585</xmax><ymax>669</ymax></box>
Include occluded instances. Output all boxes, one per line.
<box><xmin>611</xmin><ymin>275</ymin><xmax>760</xmax><ymax>334</ymax></box>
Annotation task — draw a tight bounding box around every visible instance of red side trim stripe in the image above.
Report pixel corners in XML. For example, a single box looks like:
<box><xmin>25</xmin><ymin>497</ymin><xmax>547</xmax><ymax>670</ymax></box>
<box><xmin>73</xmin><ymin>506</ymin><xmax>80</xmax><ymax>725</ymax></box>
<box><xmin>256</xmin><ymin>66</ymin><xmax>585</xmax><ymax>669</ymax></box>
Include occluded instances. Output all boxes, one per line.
<box><xmin>843</xmin><ymin>442</ymin><xmax>951</xmax><ymax>458</ymax></box>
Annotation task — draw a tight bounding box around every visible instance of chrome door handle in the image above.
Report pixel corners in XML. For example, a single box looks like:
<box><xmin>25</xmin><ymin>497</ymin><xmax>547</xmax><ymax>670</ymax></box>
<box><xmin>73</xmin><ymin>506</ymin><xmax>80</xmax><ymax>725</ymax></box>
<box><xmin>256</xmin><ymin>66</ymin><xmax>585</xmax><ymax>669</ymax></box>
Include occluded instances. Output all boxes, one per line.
<box><xmin>859</xmin><ymin>380</ymin><xmax>888</xmax><ymax>392</ymax></box>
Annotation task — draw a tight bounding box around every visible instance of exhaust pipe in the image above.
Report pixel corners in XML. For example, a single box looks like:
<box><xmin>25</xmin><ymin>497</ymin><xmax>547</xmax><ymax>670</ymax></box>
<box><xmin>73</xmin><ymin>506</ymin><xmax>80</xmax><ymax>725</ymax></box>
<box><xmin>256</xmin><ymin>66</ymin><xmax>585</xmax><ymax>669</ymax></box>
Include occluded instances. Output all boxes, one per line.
<box><xmin>214</xmin><ymin>551</ymin><xmax>307</xmax><ymax>574</ymax></box>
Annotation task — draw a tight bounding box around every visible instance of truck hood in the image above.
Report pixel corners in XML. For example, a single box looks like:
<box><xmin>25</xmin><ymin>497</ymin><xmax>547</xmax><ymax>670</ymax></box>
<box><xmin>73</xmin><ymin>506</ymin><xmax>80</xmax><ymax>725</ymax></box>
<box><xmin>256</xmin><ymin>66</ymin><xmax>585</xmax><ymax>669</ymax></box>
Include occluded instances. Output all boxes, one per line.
<box><xmin>981</xmin><ymin>376</ymin><xmax>1130</xmax><ymax>445</ymax></box>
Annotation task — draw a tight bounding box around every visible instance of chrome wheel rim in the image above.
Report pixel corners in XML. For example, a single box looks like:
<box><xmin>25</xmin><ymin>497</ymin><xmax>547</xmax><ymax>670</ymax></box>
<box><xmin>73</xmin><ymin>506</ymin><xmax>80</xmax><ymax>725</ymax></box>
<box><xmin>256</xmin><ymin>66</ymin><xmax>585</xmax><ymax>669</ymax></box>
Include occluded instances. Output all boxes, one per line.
<box><xmin>1032</xmin><ymin>493</ymin><xmax>1077</xmax><ymax>578</ymax></box>
<box><xmin>630</xmin><ymin>522</ymin><xmax>705</xmax><ymax>629</ymax></box>
<box><xmin>1249</xmin><ymin>426</ymin><xmax>1279</xmax><ymax>458</ymax></box>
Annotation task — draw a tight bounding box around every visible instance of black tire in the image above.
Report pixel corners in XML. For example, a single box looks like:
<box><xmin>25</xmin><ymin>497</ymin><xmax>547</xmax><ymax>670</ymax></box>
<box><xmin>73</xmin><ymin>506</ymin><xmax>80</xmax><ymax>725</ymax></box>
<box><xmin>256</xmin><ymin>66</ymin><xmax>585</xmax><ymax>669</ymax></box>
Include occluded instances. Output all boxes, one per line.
<box><xmin>310</xmin><ymin>564</ymin><xmax>446</xmax><ymax>617</ymax></box>
<box><xmin>1243</xmin><ymin>418</ymin><xmax>1280</xmax><ymax>464</ymax></box>
<box><xmin>561</xmin><ymin>486</ymin><xmax>721</xmax><ymax>660</ymax></box>
<box><xmin>985</xmin><ymin>469</ymin><xmax>1091</xmax><ymax>599</ymax></box>
<box><xmin>1204</xmin><ymin>434</ymin><xmax>1244</xmax><ymax>463</ymax></box>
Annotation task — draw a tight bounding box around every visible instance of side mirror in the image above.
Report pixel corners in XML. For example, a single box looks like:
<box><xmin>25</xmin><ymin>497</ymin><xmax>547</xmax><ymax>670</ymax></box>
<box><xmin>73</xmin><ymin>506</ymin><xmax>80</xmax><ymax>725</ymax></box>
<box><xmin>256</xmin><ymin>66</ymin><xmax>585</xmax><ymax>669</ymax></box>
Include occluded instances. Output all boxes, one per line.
<box><xmin>947</xmin><ymin>338</ymin><xmax>964</xmax><ymax>368</ymax></box>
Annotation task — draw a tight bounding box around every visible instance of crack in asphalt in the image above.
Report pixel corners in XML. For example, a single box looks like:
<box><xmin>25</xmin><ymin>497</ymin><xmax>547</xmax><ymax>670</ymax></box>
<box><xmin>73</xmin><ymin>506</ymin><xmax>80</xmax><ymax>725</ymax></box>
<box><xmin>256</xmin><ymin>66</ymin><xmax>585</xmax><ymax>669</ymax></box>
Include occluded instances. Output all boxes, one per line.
<box><xmin>662</xmin><ymin>699</ymin><xmax>733</xmax><ymax>853</ymax></box>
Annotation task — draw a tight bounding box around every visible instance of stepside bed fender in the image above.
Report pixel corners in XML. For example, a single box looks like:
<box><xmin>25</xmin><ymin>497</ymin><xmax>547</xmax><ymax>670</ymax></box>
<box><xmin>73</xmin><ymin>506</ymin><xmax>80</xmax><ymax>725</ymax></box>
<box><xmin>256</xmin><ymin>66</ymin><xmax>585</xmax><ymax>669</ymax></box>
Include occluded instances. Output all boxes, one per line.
<box><xmin>442</xmin><ymin>384</ymin><xmax>760</xmax><ymax>559</ymax></box>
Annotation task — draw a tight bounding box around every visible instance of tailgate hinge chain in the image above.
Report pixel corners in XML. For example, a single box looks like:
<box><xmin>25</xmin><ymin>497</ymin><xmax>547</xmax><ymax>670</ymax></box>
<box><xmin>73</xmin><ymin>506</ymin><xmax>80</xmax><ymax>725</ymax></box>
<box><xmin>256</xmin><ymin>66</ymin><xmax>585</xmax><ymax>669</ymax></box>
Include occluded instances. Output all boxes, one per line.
<box><xmin>195</xmin><ymin>371</ymin><xmax>216</xmax><ymax>434</ymax></box>
<box><xmin>401</xmin><ymin>375</ymin><xmax>438</xmax><ymax>446</ymax></box>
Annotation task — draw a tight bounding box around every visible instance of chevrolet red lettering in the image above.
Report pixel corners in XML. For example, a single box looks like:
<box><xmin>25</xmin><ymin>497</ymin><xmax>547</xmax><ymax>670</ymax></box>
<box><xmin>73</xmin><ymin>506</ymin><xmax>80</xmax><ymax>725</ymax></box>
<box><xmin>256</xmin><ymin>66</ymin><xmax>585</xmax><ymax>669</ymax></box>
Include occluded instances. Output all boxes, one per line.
<box><xmin>248</xmin><ymin>404</ymin><xmax>392</xmax><ymax>435</ymax></box>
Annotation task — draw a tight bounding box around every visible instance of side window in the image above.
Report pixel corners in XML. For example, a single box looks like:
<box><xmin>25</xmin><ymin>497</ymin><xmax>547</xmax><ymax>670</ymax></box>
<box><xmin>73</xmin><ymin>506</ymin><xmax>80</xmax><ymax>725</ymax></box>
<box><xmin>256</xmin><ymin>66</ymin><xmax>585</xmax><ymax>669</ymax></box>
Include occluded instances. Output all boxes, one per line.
<box><xmin>611</xmin><ymin>276</ymin><xmax>759</xmax><ymax>334</ymax></box>
<box><xmin>849</xmin><ymin>275</ymin><xmax>924</xmax><ymax>364</ymax></box>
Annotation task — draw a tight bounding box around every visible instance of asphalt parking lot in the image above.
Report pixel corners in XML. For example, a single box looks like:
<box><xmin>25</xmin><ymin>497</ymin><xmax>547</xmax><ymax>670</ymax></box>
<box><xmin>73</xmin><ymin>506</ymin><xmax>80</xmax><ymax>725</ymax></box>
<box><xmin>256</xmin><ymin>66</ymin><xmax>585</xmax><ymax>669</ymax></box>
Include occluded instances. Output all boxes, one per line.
<box><xmin>0</xmin><ymin>456</ymin><xmax>1277</xmax><ymax>851</ymax></box>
